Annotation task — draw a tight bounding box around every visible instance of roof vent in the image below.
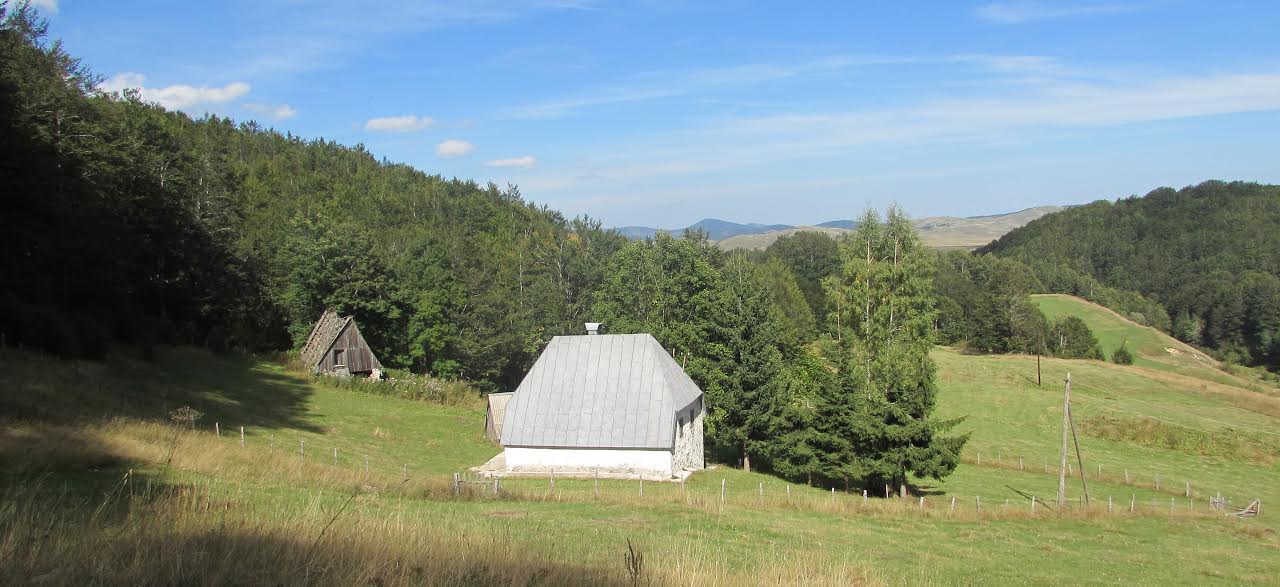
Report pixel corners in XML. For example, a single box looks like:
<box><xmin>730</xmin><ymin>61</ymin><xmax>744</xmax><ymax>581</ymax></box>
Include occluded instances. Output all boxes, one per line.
<box><xmin>585</xmin><ymin>322</ymin><xmax>602</xmax><ymax>335</ymax></box>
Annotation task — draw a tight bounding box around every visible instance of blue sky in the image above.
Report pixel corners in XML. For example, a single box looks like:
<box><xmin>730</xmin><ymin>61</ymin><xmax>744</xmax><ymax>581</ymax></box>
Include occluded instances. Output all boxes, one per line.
<box><xmin>34</xmin><ymin>0</ymin><xmax>1280</xmax><ymax>227</ymax></box>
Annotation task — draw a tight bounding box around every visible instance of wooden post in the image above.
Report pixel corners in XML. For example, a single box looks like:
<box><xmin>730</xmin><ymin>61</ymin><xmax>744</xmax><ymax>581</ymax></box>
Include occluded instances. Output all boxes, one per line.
<box><xmin>333</xmin><ymin>447</ymin><xmax>338</xmax><ymax>465</ymax></box>
<box><xmin>1032</xmin><ymin>495</ymin><xmax>1037</xmax><ymax>512</ymax></box>
<box><xmin>1108</xmin><ymin>496</ymin><xmax>1112</xmax><ymax>513</ymax></box>
<box><xmin>453</xmin><ymin>472</ymin><xmax>459</xmax><ymax>496</ymax></box>
<box><xmin>1067</xmin><ymin>400</ymin><xmax>1090</xmax><ymax>505</ymax></box>
<box><xmin>1130</xmin><ymin>493</ymin><xmax>1135</xmax><ymax>513</ymax></box>
<box><xmin>639</xmin><ymin>475</ymin><xmax>643</xmax><ymax>497</ymax></box>
<box><xmin>831</xmin><ymin>487</ymin><xmax>835</xmax><ymax>504</ymax></box>
<box><xmin>594</xmin><ymin>470</ymin><xmax>600</xmax><ymax>499</ymax></box>
<box><xmin>1170</xmin><ymin>497</ymin><xmax>1175</xmax><ymax>512</ymax></box>
<box><xmin>758</xmin><ymin>482</ymin><xmax>763</xmax><ymax>505</ymax></box>
<box><xmin>884</xmin><ymin>484</ymin><xmax>890</xmax><ymax>499</ymax></box>
<box><xmin>950</xmin><ymin>496</ymin><xmax>956</xmax><ymax>512</ymax></box>
<box><xmin>1124</xmin><ymin>469</ymin><xmax>1129</xmax><ymax>484</ymax></box>
<box><xmin>1036</xmin><ymin>349</ymin><xmax>1042</xmax><ymax>386</ymax></box>
<box><xmin>239</xmin><ymin>426</ymin><xmax>245</xmax><ymax>448</ymax></box>
<box><xmin>215</xmin><ymin>422</ymin><xmax>220</xmax><ymax>437</ymax></box>
<box><xmin>402</xmin><ymin>464</ymin><xmax>407</xmax><ymax>481</ymax></box>
<box><xmin>1155</xmin><ymin>474</ymin><xmax>1160</xmax><ymax>491</ymax></box>
<box><xmin>977</xmin><ymin>452</ymin><xmax>981</xmax><ymax>466</ymax></box>
<box><xmin>862</xmin><ymin>489</ymin><xmax>868</xmax><ymax>503</ymax></box>
<box><xmin>299</xmin><ymin>439</ymin><xmax>304</xmax><ymax>457</ymax></box>
<box><xmin>1019</xmin><ymin>458</ymin><xmax>1024</xmax><ymax>471</ymax></box>
<box><xmin>493</xmin><ymin>478</ymin><xmax>499</xmax><ymax>496</ymax></box>
<box><xmin>720</xmin><ymin>479</ymin><xmax>726</xmax><ymax>508</ymax></box>
<box><xmin>919</xmin><ymin>496</ymin><xmax>925</xmax><ymax>511</ymax></box>
<box><xmin>1185</xmin><ymin>481</ymin><xmax>1190</xmax><ymax>498</ymax></box>
<box><xmin>976</xmin><ymin>495</ymin><xmax>981</xmax><ymax>512</ymax></box>
<box><xmin>269</xmin><ymin>434</ymin><xmax>274</xmax><ymax>451</ymax></box>
<box><xmin>900</xmin><ymin>483</ymin><xmax>907</xmax><ymax>499</ymax></box>
<box><xmin>1057</xmin><ymin>373</ymin><xmax>1072</xmax><ymax>506</ymax></box>
<box><xmin>786</xmin><ymin>484</ymin><xmax>790</xmax><ymax>500</ymax></box>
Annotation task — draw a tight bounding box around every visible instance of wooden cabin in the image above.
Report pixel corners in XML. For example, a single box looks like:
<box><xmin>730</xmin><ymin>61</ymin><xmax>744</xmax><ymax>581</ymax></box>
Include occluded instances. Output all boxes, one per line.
<box><xmin>300</xmin><ymin>311</ymin><xmax>382</xmax><ymax>378</ymax></box>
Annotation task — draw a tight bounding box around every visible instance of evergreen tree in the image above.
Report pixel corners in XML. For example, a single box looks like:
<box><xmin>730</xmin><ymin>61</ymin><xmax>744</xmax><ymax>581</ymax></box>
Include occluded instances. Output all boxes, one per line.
<box><xmin>821</xmin><ymin>207</ymin><xmax>967</xmax><ymax>490</ymax></box>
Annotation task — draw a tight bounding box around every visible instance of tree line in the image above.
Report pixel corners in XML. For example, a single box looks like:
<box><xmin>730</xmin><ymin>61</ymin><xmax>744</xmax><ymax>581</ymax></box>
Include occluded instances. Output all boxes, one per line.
<box><xmin>980</xmin><ymin>181</ymin><xmax>1280</xmax><ymax>369</ymax></box>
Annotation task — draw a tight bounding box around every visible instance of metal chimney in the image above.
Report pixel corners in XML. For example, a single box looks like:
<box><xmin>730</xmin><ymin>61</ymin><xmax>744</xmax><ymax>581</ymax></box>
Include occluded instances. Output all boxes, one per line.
<box><xmin>585</xmin><ymin>322</ymin><xmax>602</xmax><ymax>335</ymax></box>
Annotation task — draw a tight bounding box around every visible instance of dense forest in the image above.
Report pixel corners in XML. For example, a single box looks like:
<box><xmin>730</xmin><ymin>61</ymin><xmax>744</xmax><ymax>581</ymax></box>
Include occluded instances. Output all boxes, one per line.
<box><xmin>980</xmin><ymin>181</ymin><xmax>1280</xmax><ymax>369</ymax></box>
<box><xmin>0</xmin><ymin>6</ymin><xmax>965</xmax><ymax>490</ymax></box>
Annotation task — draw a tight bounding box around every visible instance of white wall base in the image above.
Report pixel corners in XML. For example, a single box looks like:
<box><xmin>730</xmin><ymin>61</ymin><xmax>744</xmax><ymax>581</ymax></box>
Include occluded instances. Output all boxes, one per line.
<box><xmin>504</xmin><ymin>447</ymin><xmax>673</xmax><ymax>477</ymax></box>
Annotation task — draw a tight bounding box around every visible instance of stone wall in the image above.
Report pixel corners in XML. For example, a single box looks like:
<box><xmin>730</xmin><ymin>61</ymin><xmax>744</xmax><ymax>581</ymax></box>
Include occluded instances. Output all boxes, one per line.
<box><xmin>672</xmin><ymin>398</ymin><xmax>704</xmax><ymax>472</ymax></box>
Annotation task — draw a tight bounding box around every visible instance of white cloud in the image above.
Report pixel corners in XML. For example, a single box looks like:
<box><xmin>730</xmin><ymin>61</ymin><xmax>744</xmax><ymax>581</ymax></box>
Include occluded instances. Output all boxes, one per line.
<box><xmin>243</xmin><ymin>102</ymin><xmax>297</xmax><ymax>120</ymax></box>
<box><xmin>30</xmin><ymin>0</ymin><xmax>57</xmax><ymax>13</ymax></box>
<box><xmin>436</xmin><ymin>139</ymin><xmax>476</xmax><ymax>158</ymax></box>
<box><xmin>364</xmin><ymin>115</ymin><xmax>435</xmax><ymax>133</ymax></box>
<box><xmin>484</xmin><ymin>155</ymin><xmax>537</xmax><ymax>169</ymax></box>
<box><xmin>98</xmin><ymin>72</ymin><xmax>250</xmax><ymax>111</ymax></box>
<box><xmin>975</xmin><ymin>2</ymin><xmax>1135</xmax><ymax>24</ymax></box>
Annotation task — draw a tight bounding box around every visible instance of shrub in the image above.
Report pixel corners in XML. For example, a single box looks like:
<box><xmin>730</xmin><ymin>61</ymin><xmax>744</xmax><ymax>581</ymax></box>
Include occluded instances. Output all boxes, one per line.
<box><xmin>1112</xmin><ymin>343</ymin><xmax>1134</xmax><ymax>365</ymax></box>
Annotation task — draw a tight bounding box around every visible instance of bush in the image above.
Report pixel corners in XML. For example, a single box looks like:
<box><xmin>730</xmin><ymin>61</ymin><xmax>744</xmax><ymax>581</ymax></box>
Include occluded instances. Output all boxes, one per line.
<box><xmin>1112</xmin><ymin>343</ymin><xmax>1134</xmax><ymax>365</ymax></box>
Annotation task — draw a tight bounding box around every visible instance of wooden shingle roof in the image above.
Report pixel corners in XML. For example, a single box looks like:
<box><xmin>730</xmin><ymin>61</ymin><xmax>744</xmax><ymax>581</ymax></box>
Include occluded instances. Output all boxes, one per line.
<box><xmin>300</xmin><ymin>310</ymin><xmax>352</xmax><ymax>368</ymax></box>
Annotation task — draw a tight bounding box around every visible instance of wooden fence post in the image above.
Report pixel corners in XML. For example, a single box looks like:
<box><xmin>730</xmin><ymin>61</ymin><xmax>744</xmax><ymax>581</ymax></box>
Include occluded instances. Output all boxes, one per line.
<box><xmin>594</xmin><ymin>470</ymin><xmax>600</xmax><ymax>500</ymax></box>
<box><xmin>1031</xmin><ymin>495</ymin><xmax>1037</xmax><ymax>512</ymax></box>
<box><xmin>1108</xmin><ymin>496</ymin><xmax>1113</xmax><ymax>513</ymax></box>
<box><xmin>720</xmin><ymin>479</ymin><xmax>726</xmax><ymax>508</ymax></box>
<box><xmin>493</xmin><ymin>478</ymin><xmax>499</xmax><ymax>496</ymax></box>
<box><xmin>977</xmin><ymin>452</ymin><xmax>981</xmax><ymax>466</ymax></box>
<box><xmin>1130</xmin><ymin>493</ymin><xmax>1135</xmax><ymax>513</ymax></box>
<box><xmin>1185</xmin><ymin>481</ymin><xmax>1190</xmax><ymax>497</ymax></box>
<box><xmin>1155</xmin><ymin>474</ymin><xmax>1160</xmax><ymax>491</ymax></box>
<box><xmin>862</xmin><ymin>489</ymin><xmax>868</xmax><ymax>504</ymax></box>
<box><xmin>976</xmin><ymin>495</ymin><xmax>981</xmax><ymax>513</ymax></box>
<box><xmin>639</xmin><ymin>475</ymin><xmax>644</xmax><ymax>497</ymax></box>
<box><xmin>240</xmin><ymin>426</ymin><xmax>245</xmax><ymax>448</ymax></box>
<box><xmin>1170</xmin><ymin>497</ymin><xmax>1175</xmax><ymax>513</ymax></box>
<box><xmin>950</xmin><ymin>496</ymin><xmax>956</xmax><ymax>512</ymax></box>
<box><xmin>831</xmin><ymin>487</ymin><xmax>835</xmax><ymax>504</ymax></box>
<box><xmin>453</xmin><ymin>472</ymin><xmax>459</xmax><ymax>496</ymax></box>
<box><xmin>299</xmin><ymin>439</ymin><xmax>304</xmax><ymax>457</ymax></box>
<box><xmin>215</xmin><ymin>422</ymin><xmax>220</xmax><ymax>437</ymax></box>
<box><xmin>758</xmin><ymin>482</ymin><xmax>763</xmax><ymax>505</ymax></box>
<box><xmin>785</xmin><ymin>484</ymin><xmax>790</xmax><ymax>500</ymax></box>
<box><xmin>333</xmin><ymin>447</ymin><xmax>338</xmax><ymax>465</ymax></box>
<box><xmin>1124</xmin><ymin>469</ymin><xmax>1129</xmax><ymax>484</ymax></box>
<box><xmin>1019</xmin><ymin>457</ymin><xmax>1024</xmax><ymax>471</ymax></box>
<box><xmin>919</xmin><ymin>496</ymin><xmax>925</xmax><ymax>512</ymax></box>
<box><xmin>402</xmin><ymin>464</ymin><xmax>407</xmax><ymax>481</ymax></box>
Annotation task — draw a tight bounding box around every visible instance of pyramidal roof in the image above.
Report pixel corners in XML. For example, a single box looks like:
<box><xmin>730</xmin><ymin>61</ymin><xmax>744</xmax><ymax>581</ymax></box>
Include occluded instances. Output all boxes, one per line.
<box><xmin>500</xmin><ymin>334</ymin><xmax>703</xmax><ymax>450</ymax></box>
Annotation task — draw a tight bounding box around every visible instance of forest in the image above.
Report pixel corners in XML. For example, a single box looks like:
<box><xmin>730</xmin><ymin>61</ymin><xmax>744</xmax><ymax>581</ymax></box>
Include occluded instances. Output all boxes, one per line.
<box><xmin>980</xmin><ymin>181</ymin><xmax>1280</xmax><ymax>369</ymax></box>
<box><xmin>3</xmin><ymin>5</ymin><xmax>1276</xmax><ymax>492</ymax></box>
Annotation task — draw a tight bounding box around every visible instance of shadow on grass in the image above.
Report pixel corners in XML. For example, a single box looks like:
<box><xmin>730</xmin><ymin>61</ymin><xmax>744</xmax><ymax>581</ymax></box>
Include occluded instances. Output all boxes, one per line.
<box><xmin>0</xmin><ymin>346</ymin><xmax>322</xmax><ymax>434</ymax></box>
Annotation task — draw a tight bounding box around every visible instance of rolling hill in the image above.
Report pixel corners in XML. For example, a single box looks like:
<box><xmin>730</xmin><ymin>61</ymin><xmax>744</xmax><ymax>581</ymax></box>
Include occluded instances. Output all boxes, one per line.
<box><xmin>620</xmin><ymin>206</ymin><xmax>1063</xmax><ymax>251</ymax></box>
<box><xmin>3</xmin><ymin>336</ymin><xmax>1277</xmax><ymax>584</ymax></box>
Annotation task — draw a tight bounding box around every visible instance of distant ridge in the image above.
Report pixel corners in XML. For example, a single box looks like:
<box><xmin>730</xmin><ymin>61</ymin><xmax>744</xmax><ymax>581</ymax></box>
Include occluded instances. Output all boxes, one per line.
<box><xmin>614</xmin><ymin>206</ymin><xmax>1065</xmax><ymax>250</ymax></box>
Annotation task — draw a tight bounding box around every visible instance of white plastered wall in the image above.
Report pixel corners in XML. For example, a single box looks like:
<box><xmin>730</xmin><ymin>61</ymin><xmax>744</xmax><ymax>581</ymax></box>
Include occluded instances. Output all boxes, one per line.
<box><xmin>504</xmin><ymin>447</ymin><xmax>673</xmax><ymax>477</ymax></box>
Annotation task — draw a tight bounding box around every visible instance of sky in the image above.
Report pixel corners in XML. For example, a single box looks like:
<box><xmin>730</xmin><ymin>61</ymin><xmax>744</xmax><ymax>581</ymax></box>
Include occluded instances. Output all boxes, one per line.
<box><xmin>32</xmin><ymin>0</ymin><xmax>1280</xmax><ymax>228</ymax></box>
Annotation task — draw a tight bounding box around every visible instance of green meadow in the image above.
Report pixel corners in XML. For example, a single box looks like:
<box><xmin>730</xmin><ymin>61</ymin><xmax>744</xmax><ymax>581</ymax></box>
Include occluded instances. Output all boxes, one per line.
<box><xmin>2</xmin><ymin>296</ymin><xmax>1278</xmax><ymax>585</ymax></box>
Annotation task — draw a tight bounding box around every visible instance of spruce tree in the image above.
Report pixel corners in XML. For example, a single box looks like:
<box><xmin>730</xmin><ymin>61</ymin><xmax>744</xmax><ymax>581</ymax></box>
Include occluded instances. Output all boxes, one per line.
<box><xmin>822</xmin><ymin>207</ymin><xmax>968</xmax><ymax>491</ymax></box>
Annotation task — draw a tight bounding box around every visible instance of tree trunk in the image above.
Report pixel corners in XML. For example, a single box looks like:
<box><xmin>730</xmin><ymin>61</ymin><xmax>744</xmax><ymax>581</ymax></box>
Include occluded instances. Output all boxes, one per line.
<box><xmin>742</xmin><ymin>450</ymin><xmax>751</xmax><ymax>473</ymax></box>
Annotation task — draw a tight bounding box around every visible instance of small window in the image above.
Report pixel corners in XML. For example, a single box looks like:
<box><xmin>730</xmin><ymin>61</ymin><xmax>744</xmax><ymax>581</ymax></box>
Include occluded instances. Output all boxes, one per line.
<box><xmin>333</xmin><ymin>348</ymin><xmax>345</xmax><ymax>366</ymax></box>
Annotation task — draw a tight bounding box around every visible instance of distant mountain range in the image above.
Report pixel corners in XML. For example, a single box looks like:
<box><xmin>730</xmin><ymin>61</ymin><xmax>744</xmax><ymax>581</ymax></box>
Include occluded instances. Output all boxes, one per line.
<box><xmin>615</xmin><ymin>206</ymin><xmax>1065</xmax><ymax>251</ymax></box>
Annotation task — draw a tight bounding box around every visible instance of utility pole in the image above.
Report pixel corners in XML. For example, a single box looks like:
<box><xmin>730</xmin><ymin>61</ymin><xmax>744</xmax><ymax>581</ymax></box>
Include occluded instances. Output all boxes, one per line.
<box><xmin>1057</xmin><ymin>373</ymin><xmax>1072</xmax><ymax>506</ymax></box>
<box><xmin>1036</xmin><ymin>333</ymin><xmax>1043</xmax><ymax>386</ymax></box>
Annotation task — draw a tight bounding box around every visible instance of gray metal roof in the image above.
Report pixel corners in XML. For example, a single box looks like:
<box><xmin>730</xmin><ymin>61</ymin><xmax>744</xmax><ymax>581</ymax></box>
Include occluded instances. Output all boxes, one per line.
<box><xmin>500</xmin><ymin>334</ymin><xmax>703</xmax><ymax>449</ymax></box>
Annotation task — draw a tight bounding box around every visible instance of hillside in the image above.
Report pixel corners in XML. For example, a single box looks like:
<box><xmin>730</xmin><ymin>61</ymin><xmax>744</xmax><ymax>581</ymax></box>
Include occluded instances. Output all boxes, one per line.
<box><xmin>3</xmin><ymin>344</ymin><xmax>1277</xmax><ymax>584</ymax></box>
<box><xmin>715</xmin><ymin>206</ymin><xmax>1063</xmax><ymax>250</ymax></box>
<box><xmin>982</xmin><ymin>181</ymin><xmax>1280</xmax><ymax>370</ymax></box>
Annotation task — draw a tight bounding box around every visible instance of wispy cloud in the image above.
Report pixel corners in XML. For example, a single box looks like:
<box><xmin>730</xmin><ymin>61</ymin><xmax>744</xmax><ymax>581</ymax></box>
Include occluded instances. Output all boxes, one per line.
<box><xmin>98</xmin><ymin>73</ymin><xmax>250</xmax><ymax>111</ymax></box>
<box><xmin>364</xmin><ymin>115</ymin><xmax>434</xmax><ymax>133</ymax></box>
<box><xmin>500</xmin><ymin>54</ymin><xmax>911</xmax><ymax>119</ymax></box>
<box><xmin>436</xmin><ymin>139</ymin><xmax>476</xmax><ymax>158</ymax></box>
<box><xmin>29</xmin><ymin>0</ymin><xmax>58</xmax><ymax>13</ymax></box>
<box><xmin>485</xmin><ymin>155</ymin><xmax>537</xmax><ymax>169</ymax></box>
<box><xmin>244</xmin><ymin>102</ymin><xmax>297</xmax><ymax>120</ymax></box>
<box><xmin>519</xmin><ymin>69</ymin><xmax>1280</xmax><ymax>200</ymax></box>
<box><xmin>975</xmin><ymin>2</ymin><xmax>1136</xmax><ymax>24</ymax></box>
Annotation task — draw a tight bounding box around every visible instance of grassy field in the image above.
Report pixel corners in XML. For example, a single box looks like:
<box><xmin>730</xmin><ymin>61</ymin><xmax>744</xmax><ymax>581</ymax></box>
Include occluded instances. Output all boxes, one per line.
<box><xmin>2</xmin><ymin>302</ymin><xmax>1279</xmax><ymax>585</ymax></box>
